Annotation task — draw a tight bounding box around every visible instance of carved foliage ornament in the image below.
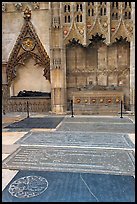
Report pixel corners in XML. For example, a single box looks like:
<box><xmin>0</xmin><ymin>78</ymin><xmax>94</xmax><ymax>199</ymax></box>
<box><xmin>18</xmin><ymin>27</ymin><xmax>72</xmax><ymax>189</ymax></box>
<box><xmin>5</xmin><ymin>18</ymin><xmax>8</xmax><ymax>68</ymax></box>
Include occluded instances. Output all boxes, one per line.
<box><xmin>66</xmin><ymin>38</ymin><xmax>83</xmax><ymax>48</ymax></box>
<box><xmin>115</xmin><ymin>36</ymin><xmax>129</xmax><ymax>44</ymax></box>
<box><xmin>24</xmin><ymin>7</ymin><xmax>31</xmax><ymax>20</ymax></box>
<box><xmin>14</xmin><ymin>3</ymin><xmax>23</xmax><ymax>11</ymax></box>
<box><xmin>88</xmin><ymin>33</ymin><xmax>106</xmax><ymax>47</ymax></box>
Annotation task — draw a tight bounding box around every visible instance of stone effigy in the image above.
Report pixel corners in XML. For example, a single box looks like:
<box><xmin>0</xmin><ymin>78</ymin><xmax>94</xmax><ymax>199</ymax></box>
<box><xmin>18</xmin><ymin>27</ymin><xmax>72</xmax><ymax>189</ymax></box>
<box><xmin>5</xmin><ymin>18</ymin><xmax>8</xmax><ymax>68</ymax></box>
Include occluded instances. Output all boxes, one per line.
<box><xmin>17</xmin><ymin>90</ymin><xmax>51</xmax><ymax>97</ymax></box>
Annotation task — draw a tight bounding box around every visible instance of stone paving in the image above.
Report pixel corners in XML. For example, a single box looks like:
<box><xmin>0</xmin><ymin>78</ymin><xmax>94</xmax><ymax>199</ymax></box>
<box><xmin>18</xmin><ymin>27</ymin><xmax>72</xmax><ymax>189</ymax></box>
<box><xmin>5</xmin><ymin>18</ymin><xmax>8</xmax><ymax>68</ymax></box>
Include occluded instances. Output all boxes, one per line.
<box><xmin>57</xmin><ymin>120</ymin><xmax>135</xmax><ymax>133</ymax></box>
<box><xmin>2</xmin><ymin>113</ymin><xmax>135</xmax><ymax>202</ymax></box>
<box><xmin>62</xmin><ymin>116</ymin><xmax>133</xmax><ymax>123</ymax></box>
<box><xmin>4</xmin><ymin>117</ymin><xmax>64</xmax><ymax>129</ymax></box>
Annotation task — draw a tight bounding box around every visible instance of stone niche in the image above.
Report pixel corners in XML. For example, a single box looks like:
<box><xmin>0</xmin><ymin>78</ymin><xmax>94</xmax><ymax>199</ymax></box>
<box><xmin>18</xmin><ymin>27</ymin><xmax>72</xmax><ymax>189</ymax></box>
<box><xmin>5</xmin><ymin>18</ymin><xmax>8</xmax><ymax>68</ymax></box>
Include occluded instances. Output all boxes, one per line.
<box><xmin>12</xmin><ymin>58</ymin><xmax>51</xmax><ymax>96</ymax></box>
<box><xmin>72</xmin><ymin>90</ymin><xmax>124</xmax><ymax>115</ymax></box>
<box><xmin>7</xmin><ymin>57</ymin><xmax>51</xmax><ymax>113</ymax></box>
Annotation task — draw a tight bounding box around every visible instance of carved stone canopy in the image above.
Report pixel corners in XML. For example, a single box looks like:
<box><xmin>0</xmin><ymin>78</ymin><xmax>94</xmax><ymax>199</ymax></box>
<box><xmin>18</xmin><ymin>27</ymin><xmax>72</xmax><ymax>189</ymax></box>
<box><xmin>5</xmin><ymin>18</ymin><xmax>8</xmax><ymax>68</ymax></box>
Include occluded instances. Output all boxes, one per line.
<box><xmin>7</xmin><ymin>7</ymin><xmax>50</xmax><ymax>85</ymax></box>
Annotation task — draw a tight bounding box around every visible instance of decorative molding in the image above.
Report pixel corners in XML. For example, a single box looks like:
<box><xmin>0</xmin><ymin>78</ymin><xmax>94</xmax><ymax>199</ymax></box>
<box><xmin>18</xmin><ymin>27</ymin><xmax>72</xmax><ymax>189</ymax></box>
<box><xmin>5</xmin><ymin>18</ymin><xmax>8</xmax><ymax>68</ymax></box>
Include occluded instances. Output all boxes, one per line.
<box><xmin>31</xmin><ymin>2</ymin><xmax>40</xmax><ymax>10</ymax></box>
<box><xmin>14</xmin><ymin>3</ymin><xmax>23</xmax><ymax>11</ymax></box>
<box><xmin>2</xmin><ymin>3</ymin><xmax>7</xmax><ymax>12</ymax></box>
<box><xmin>52</xmin><ymin>16</ymin><xmax>60</xmax><ymax>28</ymax></box>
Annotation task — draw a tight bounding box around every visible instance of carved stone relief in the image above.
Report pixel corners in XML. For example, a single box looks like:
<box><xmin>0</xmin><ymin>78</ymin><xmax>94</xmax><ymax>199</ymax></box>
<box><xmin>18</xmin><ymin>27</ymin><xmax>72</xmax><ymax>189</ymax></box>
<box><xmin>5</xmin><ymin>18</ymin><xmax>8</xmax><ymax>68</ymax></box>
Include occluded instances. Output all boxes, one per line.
<box><xmin>62</xmin><ymin>2</ymin><xmax>133</xmax><ymax>46</ymax></box>
<box><xmin>110</xmin><ymin>2</ymin><xmax>133</xmax><ymax>43</ymax></box>
<box><xmin>52</xmin><ymin>16</ymin><xmax>60</xmax><ymax>28</ymax></box>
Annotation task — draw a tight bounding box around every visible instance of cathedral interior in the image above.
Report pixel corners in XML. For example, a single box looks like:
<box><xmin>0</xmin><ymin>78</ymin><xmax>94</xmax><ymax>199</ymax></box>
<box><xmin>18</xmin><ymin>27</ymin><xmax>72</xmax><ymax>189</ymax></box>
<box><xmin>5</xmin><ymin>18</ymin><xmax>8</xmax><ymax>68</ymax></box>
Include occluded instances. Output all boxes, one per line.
<box><xmin>2</xmin><ymin>2</ymin><xmax>135</xmax><ymax>115</ymax></box>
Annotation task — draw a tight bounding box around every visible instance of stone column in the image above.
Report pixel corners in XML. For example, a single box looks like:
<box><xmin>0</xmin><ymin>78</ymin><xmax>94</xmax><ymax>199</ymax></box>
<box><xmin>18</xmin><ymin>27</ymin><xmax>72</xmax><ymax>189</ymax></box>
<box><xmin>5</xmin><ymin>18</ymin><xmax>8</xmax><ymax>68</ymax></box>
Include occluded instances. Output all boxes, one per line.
<box><xmin>106</xmin><ymin>2</ymin><xmax>111</xmax><ymax>45</ymax></box>
<box><xmin>83</xmin><ymin>2</ymin><xmax>87</xmax><ymax>46</ymax></box>
<box><xmin>129</xmin><ymin>2</ymin><xmax>135</xmax><ymax>113</ymax></box>
<box><xmin>50</xmin><ymin>2</ymin><xmax>67</xmax><ymax>114</ymax></box>
<box><xmin>10</xmin><ymin>83</ymin><xmax>14</xmax><ymax>96</ymax></box>
<box><xmin>2</xmin><ymin>62</ymin><xmax>10</xmax><ymax>112</ymax></box>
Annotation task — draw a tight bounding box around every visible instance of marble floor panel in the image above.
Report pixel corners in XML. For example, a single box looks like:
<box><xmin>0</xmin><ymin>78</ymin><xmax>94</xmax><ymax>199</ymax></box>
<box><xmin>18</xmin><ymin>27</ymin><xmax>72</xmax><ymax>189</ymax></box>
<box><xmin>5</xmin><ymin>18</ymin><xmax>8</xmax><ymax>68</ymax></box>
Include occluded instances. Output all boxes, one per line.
<box><xmin>2</xmin><ymin>170</ymin><xmax>135</xmax><ymax>202</ymax></box>
<box><xmin>15</xmin><ymin>131</ymin><xmax>134</xmax><ymax>149</ymax></box>
<box><xmin>57</xmin><ymin>122</ymin><xmax>135</xmax><ymax>133</ymax></box>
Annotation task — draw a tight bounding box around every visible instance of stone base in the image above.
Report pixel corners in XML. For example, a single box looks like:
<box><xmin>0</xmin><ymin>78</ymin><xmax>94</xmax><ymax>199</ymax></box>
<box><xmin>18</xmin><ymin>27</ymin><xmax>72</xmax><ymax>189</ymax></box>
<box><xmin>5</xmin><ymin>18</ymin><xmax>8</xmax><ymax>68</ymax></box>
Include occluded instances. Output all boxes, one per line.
<box><xmin>6</xmin><ymin>97</ymin><xmax>51</xmax><ymax>112</ymax></box>
<box><xmin>52</xmin><ymin>105</ymin><xmax>67</xmax><ymax>115</ymax></box>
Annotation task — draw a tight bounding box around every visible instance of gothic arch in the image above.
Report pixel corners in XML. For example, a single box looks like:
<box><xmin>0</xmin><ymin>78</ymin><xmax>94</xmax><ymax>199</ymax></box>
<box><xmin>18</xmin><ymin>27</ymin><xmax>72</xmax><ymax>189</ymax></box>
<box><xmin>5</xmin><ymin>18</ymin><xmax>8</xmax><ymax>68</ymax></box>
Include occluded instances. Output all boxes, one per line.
<box><xmin>7</xmin><ymin>7</ymin><xmax>50</xmax><ymax>86</ymax></box>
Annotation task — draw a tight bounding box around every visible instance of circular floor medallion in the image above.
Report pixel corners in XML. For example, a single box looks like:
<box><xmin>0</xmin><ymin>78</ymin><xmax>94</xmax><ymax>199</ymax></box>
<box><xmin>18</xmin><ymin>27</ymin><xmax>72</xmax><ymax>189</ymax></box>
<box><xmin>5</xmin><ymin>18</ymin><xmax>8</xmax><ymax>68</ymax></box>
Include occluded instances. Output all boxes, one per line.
<box><xmin>8</xmin><ymin>176</ymin><xmax>48</xmax><ymax>198</ymax></box>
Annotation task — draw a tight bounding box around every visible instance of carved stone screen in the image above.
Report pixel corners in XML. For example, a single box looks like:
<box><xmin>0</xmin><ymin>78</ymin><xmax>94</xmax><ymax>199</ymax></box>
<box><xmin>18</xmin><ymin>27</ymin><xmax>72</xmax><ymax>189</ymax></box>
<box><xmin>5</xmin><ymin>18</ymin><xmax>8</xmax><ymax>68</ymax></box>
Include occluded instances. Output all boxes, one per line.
<box><xmin>66</xmin><ymin>41</ymin><xmax>130</xmax><ymax>112</ymax></box>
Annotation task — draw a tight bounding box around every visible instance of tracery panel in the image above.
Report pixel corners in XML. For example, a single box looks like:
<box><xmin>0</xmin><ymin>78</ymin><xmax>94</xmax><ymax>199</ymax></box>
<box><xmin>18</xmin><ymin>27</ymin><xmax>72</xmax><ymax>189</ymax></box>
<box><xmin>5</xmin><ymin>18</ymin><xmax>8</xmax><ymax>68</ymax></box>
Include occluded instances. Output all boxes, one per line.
<box><xmin>63</xmin><ymin>3</ymin><xmax>71</xmax><ymax>24</ymax></box>
<box><xmin>122</xmin><ymin>2</ymin><xmax>132</xmax><ymax>19</ymax></box>
<box><xmin>75</xmin><ymin>2</ymin><xmax>83</xmax><ymax>23</ymax></box>
<box><xmin>111</xmin><ymin>2</ymin><xmax>120</xmax><ymax>20</ymax></box>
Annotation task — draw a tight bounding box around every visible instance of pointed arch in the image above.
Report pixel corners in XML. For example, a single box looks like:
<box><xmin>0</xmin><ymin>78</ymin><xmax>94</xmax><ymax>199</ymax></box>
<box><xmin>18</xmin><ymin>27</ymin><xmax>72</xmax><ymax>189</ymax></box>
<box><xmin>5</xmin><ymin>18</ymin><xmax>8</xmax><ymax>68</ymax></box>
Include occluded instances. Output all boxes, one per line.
<box><xmin>7</xmin><ymin>7</ymin><xmax>50</xmax><ymax>85</ymax></box>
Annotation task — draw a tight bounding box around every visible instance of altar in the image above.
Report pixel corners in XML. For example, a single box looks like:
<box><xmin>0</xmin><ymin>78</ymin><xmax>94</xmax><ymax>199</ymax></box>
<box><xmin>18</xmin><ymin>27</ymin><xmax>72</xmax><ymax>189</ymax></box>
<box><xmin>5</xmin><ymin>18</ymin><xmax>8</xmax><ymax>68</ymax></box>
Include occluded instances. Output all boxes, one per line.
<box><xmin>72</xmin><ymin>90</ymin><xmax>124</xmax><ymax>115</ymax></box>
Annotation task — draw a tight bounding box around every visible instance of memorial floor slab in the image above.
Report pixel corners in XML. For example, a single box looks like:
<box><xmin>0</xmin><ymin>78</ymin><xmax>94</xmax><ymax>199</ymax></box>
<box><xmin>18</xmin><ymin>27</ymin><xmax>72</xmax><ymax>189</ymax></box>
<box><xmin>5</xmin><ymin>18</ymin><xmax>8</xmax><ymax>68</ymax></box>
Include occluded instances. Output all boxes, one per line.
<box><xmin>2</xmin><ymin>146</ymin><xmax>135</xmax><ymax>176</ymax></box>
